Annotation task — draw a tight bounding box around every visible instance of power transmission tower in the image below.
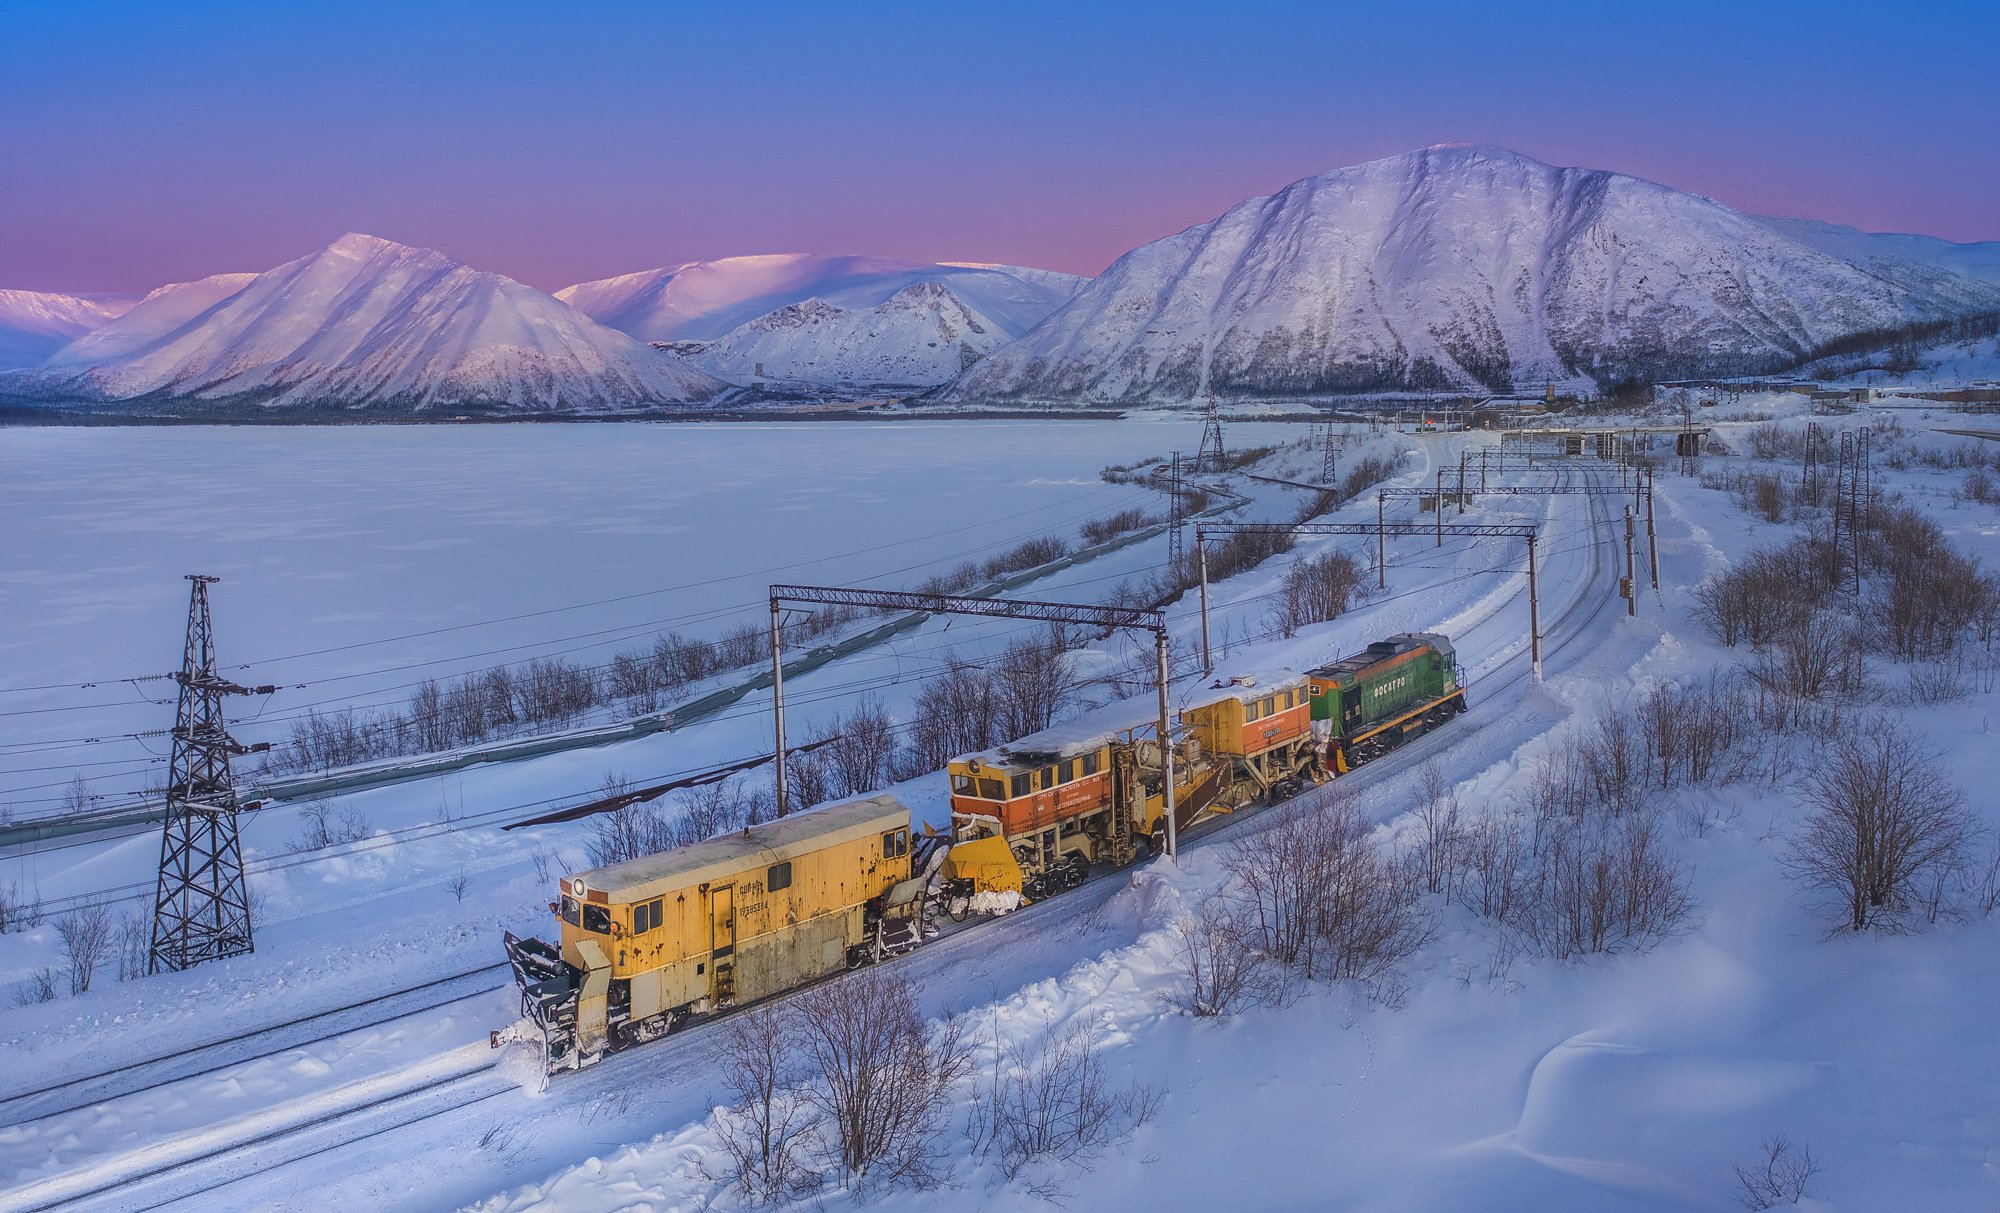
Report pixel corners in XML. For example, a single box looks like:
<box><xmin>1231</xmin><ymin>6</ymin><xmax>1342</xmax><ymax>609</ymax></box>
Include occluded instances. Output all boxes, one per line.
<box><xmin>149</xmin><ymin>576</ymin><xmax>273</xmax><ymax>975</ymax></box>
<box><xmin>1196</xmin><ymin>395</ymin><xmax>1226</xmax><ymax>473</ymax></box>
<box><xmin>1320</xmin><ymin>421</ymin><xmax>1339</xmax><ymax>484</ymax></box>
<box><xmin>1166</xmin><ymin>451</ymin><xmax>1187</xmax><ymax>576</ymax></box>
<box><xmin>1803</xmin><ymin>421</ymin><xmax>1821</xmax><ymax>506</ymax></box>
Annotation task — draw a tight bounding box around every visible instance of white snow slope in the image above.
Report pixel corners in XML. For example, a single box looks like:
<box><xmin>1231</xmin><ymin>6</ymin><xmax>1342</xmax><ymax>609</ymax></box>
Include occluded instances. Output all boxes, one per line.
<box><xmin>940</xmin><ymin>144</ymin><xmax>2000</xmax><ymax>403</ymax></box>
<box><xmin>6</xmin><ymin>234</ymin><xmax>732</xmax><ymax>412</ymax></box>
<box><xmin>558</xmin><ymin>253</ymin><xmax>1086</xmax><ymax>387</ymax></box>
<box><xmin>1756</xmin><ymin>214</ymin><xmax>2000</xmax><ymax>289</ymax></box>
<box><xmin>0</xmin><ymin>289</ymin><xmax>136</xmax><ymax>368</ymax></box>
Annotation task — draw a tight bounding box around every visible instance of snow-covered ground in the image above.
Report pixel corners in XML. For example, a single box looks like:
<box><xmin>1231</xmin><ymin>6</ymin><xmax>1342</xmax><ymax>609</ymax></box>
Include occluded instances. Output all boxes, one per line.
<box><xmin>2</xmin><ymin>405</ymin><xmax>1996</xmax><ymax>1212</ymax></box>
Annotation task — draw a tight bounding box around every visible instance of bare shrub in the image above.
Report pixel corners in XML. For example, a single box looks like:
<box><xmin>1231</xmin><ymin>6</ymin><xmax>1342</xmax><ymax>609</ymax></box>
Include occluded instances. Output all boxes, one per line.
<box><xmin>791</xmin><ymin>969</ymin><xmax>972</xmax><ymax>1188</ymax></box>
<box><xmin>993</xmin><ymin>627</ymin><xmax>1079</xmax><ymax>741</ymax></box>
<box><xmin>1270</xmin><ymin>550</ymin><xmax>1370</xmax><ymax>639</ymax></box>
<box><xmin>286</xmin><ymin>797</ymin><xmax>372</xmax><ymax>853</ymax></box>
<box><xmin>783</xmin><ymin>743</ymin><xmax>833</xmax><ymax>816</ymax></box>
<box><xmin>675</xmin><ymin>776</ymin><xmax>762</xmax><ymax>843</ymax></box>
<box><xmin>1224</xmin><ymin>786</ymin><xmax>1431</xmax><ymax>987</ymax></box>
<box><xmin>969</xmin><ymin>1018</ymin><xmax>1162</xmax><ymax>1182</ymax></box>
<box><xmin>56</xmin><ymin>900</ymin><xmax>114</xmax><ymax>995</ymax></box>
<box><xmin>713</xmin><ymin>1002</ymin><xmax>817</xmax><ymax>1203</ymax></box>
<box><xmin>895</xmin><ymin>652</ymin><xmax>1000</xmax><ymax>777</ymax></box>
<box><xmin>1409</xmin><ymin>760</ymin><xmax>1465</xmax><ymax>897</ymax></box>
<box><xmin>1459</xmin><ymin>811</ymin><xmax>1530</xmax><ymax>924</ymax></box>
<box><xmin>1078</xmin><ymin>507</ymin><xmax>1155</xmax><ymax>546</ymax></box>
<box><xmin>1511</xmin><ymin>814</ymin><xmax>1694</xmax><ymax>961</ymax></box>
<box><xmin>1161</xmin><ymin>899</ymin><xmax>1269</xmax><ymax>1018</ymax></box>
<box><xmin>13</xmin><ymin>968</ymin><xmax>58</xmax><ymax>1006</ymax></box>
<box><xmin>1578</xmin><ymin>706</ymin><xmax>1648</xmax><ymax>818</ymax></box>
<box><xmin>586</xmin><ymin>775</ymin><xmax>676</xmax><ymax>866</ymax></box>
<box><xmin>115</xmin><ymin>912</ymin><xmax>149</xmax><ymax>982</ymax></box>
<box><xmin>819</xmin><ymin>698</ymin><xmax>896</xmax><ymax>799</ymax></box>
<box><xmin>1734</xmin><ymin>1134</ymin><xmax>1821</xmax><ymax>1209</ymax></box>
<box><xmin>0</xmin><ymin>882</ymin><xmax>33</xmax><ymax>934</ymax></box>
<box><xmin>1906</xmin><ymin>658</ymin><xmax>1969</xmax><ymax>705</ymax></box>
<box><xmin>517</xmin><ymin>656</ymin><xmax>598</xmax><ymax>727</ymax></box>
<box><xmin>1785</xmin><ymin>721</ymin><xmax>1972</xmax><ymax>932</ymax></box>
<box><xmin>530</xmin><ymin>845</ymin><xmax>556</xmax><ymax>884</ymax></box>
<box><xmin>447</xmin><ymin>868</ymin><xmax>472</xmax><ymax>903</ymax></box>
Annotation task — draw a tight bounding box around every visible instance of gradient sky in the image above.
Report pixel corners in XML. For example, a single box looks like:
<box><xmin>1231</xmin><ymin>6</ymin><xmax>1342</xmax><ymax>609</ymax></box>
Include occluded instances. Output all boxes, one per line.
<box><xmin>3</xmin><ymin>0</ymin><xmax>1995</xmax><ymax>294</ymax></box>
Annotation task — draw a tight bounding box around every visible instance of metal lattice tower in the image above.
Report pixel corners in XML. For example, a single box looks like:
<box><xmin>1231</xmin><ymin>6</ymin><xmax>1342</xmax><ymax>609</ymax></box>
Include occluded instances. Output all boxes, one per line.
<box><xmin>149</xmin><ymin>576</ymin><xmax>270</xmax><ymax>974</ymax></box>
<box><xmin>1165</xmin><ymin>452</ymin><xmax>1187</xmax><ymax>576</ymax></box>
<box><xmin>1195</xmin><ymin>396</ymin><xmax>1226</xmax><ymax>473</ymax></box>
<box><xmin>1320</xmin><ymin>421</ymin><xmax>1339</xmax><ymax>484</ymax></box>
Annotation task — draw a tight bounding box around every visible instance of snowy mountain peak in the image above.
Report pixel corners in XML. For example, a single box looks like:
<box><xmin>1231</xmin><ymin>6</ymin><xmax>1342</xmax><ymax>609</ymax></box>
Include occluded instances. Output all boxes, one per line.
<box><xmin>565</xmin><ymin>253</ymin><xmax>1086</xmax><ymax>388</ymax></box>
<box><xmin>6</xmin><ymin>235</ymin><xmax>731</xmax><ymax>412</ymax></box>
<box><xmin>0</xmin><ymin>289</ymin><xmax>138</xmax><ymax>368</ymax></box>
<box><xmin>941</xmin><ymin>145</ymin><xmax>2000</xmax><ymax>403</ymax></box>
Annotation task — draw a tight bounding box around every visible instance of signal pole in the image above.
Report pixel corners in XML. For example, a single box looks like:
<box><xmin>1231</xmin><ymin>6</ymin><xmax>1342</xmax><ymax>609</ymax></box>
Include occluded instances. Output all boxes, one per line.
<box><xmin>1645</xmin><ymin>470</ymin><xmax>1659</xmax><ymax>590</ymax></box>
<box><xmin>1527</xmin><ymin>535</ymin><xmax>1542</xmax><ymax>681</ymax></box>
<box><xmin>770</xmin><ymin>599</ymin><xmax>788</xmax><ymax>814</ymax></box>
<box><xmin>1623</xmin><ymin>507</ymin><xmax>1637</xmax><ymax>617</ymax></box>
<box><xmin>149</xmin><ymin>576</ymin><xmax>273</xmax><ymax>975</ymax></box>
<box><xmin>1377</xmin><ymin>492</ymin><xmax>1386</xmax><ymax>589</ymax></box>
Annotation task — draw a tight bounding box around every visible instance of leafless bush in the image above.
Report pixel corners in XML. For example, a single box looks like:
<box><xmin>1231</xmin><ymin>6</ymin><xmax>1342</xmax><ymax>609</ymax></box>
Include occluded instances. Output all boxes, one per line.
<box><xmin>714</xmin><ymin>1002</ymin><xmax>817</xmax><ymax>1203</ymax></box>
<box><xmin>286</xmin><ymin>798</ymin><xmax>372</xmax><ymax>853</ymax></box>
<box><xmin>1691</xmin><ymin>539</ymin><xmax>1832</xmax><ymax>648</ymax></box>
<box><xmin>586</xmin><ymin>775</ymin><xmax>676</xmax><ymax>866</ymax></box>
<box><xmin>447</xmin><ymin>868</ymin><xmax>472</xmax><ymax>903</ymax></box>
<box><xmin>1458</xmin><ymin>811</ymin><xmax>1530</xmax><ymax>924</ymax></box>
<box><xmin>895</xmin><ymin>652</ymin><xmax>1000</xmax><ymax>777</ymax></box>
<box><xmin>1733</xmin><ymin>1134</ymin><xmax>1821</xmax><ymax>1209</ymax></box>
<box><xmin>516</xmin><ymin>656</ymin><xmax>598</xmax><ymax>727</ymax></box>
<box><xmin>1510</xmin><ymin>814</ymin><xmax>1694</xmax><ymax>961</ymax></box>
<box><xmin>994</xmin><ymin>627</ymin><xmax>1079</xmax><ymax>741</ymax></box>
<box><xmin>1970</xmin><ymin>838</ymin><xmax>2000</xmax><ymax>916</ymax></box>
<box><xmin>63</xmin><ymin>773</ymin><xmax>93</xmax><ymax>816</ymax></box>
<box><xmin>0</xmin><ymin>882</ymin><xmax>33</xmax><ymax>934</ymax></box>
<box><xmin>1785</xmin><ymin>721</ymin><xmax>1972</xmax><ymax>932</ymax></box>
<box><xmin>57</xmin><ymin>900</ymin><xmax>114</xmax><ymax>995</ymax></box>
<box><xmin>969</xmin><ymin>1019</ymin><xmax>1162</xmax><ymax>1182</ymax></box>
<box><xmin>1078</xmin><ymin>507</ymin><xmax>1155</xmax><ymax>546</ymax></box>
<box><xmin>1408</xmin><ymin>761</ymin><xmax>1466</xmax><ymax>897</ymax></box>
<box><xmin>1161</xmin><ymin>899</ymin><xmax>1270</xmax><ymax>1018</ymax></box>
<box><xmin>1578</xmin><ymin>706</ymin><xmax>1649</xmax><ymax>818</ymax></box>
<box><xmin>1963</xmin><ymin>468</ymin><xmax>2000</xmax><ymax>505</ymax></box>
<box><xmin>783</xmin><ymin>743</ymin><xmax>833</xmax><ymax>815</ymax></box>
<box><xmin>1270</xmin><ymin>550</ymin><xmax>1370</xmax><ymax>639</ymax></box>
<box><xmin>818</xmin><ymin>698</ymin><xmax>897</xmax><ymax>799</ymax></box>
<box><xmin>1906</xmin><ymin>657</ymin><xmax>1969</xmax><ymax>704</ymax></box>
<box><xmin>675</xmin><ymin>776</ymin><xmax>765</xmax><ymax>842</ymax></box>
<box><xmin>116</xmin><ymin>912</ymin><xmax>149</xmax><ymax>982</ymax></box>
<box><xmin>1744</xmin><ymin>423</ymin><xmax>1807</xmax><ymax>461</ymax></box>
<box><xmin>530</xmin><ymin>845</ymin><xmax>556</xmax><ymax>884</ymax></box>
<box><xmin>1636</xmin><ymin>672</ymin><xmax>1753</xmax><ymax>788</ymax></box>
<box><xmin>791</xmin><ymin>969</ymin><xmax>972</xmax><ymax>1188</ymax></box>
<box><xmin>1224</xmin><ymin>786</ymin><xmax>1431</xmax><ymax>987</ymax></box>
<box><xmin>272</xmin><ymin>706</ymin><xmax>401</xmax><ymax>773</ymax></box>
<box><xmin>1750</xmin><ymin>609</ymin><xmax>1859</xmax><ymax>704</ymax></box>
<box><xmin>13</xmin><ymin>968</ymin><xmax>58</xmax><ymax>1006</ymax></box>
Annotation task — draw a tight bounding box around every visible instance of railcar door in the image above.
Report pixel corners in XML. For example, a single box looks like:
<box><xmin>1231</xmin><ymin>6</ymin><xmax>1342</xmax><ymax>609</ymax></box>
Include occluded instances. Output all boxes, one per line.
<box><xmin>711</xmin><ymin>884</ymin><xmax>736</xmax><ymax>959</ymax></box>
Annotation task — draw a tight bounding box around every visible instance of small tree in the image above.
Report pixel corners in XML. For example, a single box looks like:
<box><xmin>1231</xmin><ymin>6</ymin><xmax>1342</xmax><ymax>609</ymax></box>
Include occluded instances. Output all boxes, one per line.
<box><xmin>713</xmin><ymin>1002</ymin><xmax>816</xmax><ymax>1203</ymax></box>
<box><xmin>56</xmin><ymin>900</ymin><xmax>114</xmax><ymax>995</ymax></box>
<box><xmin>1161</xmin><ymin>899</ymin><xmax>1268</xmax><ymax>1018</ymax></box>
<box><xmin>970</xmin><ymin>1018</ymin><xmax>1160</xmax><ymax>1181</ymax></box>
<box><xmin>1785</xmin><ymin>722</ymin><xmax>1972</xmax><ymax>931</ymax></box>
<box><xmin>791</xmin><ymin>969</ymin><xmax>971</xmax><ymax>1188</ymax></box>
<box><xmin>1734</xmin><ymin>1134</ymin><xmax>1821</xmax><ymax>1209</ymax></box>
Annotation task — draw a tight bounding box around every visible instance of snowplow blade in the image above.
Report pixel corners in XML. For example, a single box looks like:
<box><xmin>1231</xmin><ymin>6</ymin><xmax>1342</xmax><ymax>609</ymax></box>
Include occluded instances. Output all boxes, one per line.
<box><xmin>945</xmin><ymin>834</ymin><xmax>1022</xmax><ymax>896</ymax></box>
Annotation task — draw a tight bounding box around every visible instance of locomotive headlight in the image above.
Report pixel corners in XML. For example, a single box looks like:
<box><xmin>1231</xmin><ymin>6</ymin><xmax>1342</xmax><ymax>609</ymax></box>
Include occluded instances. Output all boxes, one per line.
<box><xmin>570</xmin><ymin>877</ymin><xmax>589</xmax><ymax>898</ymax></box>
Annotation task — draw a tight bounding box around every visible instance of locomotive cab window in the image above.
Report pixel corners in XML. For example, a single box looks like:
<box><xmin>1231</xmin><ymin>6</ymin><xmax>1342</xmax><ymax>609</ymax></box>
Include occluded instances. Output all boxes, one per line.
<box><xmin>979</xmin><ymin>778</ymin><xmax>1004</xmax><ymax>800</ymax></box>
<box><xmin>559</xmin><ymin>895</ymin><xmax>581</xmax><ymax>927</ymax></box>
<box><xmin>1010</xmin><ymin>773</ymin><xmax>1031</xmax><ymax>798</ymax></box>
<box><xmin>768</xmin><ymin>861</ymin><xmax>793</xmax><ymax>893</ymax></box>
<box><xmin>882</xmin><ymin>829</ymin><xmax>908</xmax><ymax>858</ymax></box>
<box><xmin>582</xmin><ymin>903</ymin><xmax>612</xmax><ymax>934</ymax></box>
<box><xmin>951</xmin><ymin>773</ymin><xmax>975</xmax><ymax>794</ymax></box>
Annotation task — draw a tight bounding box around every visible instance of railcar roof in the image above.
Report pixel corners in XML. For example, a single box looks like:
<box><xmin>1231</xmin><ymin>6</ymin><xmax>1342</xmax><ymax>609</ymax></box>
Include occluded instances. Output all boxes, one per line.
<box><xmin>1309</xmin><ymin>631</ymin><xmax>1451</xmax><ymax>678</ymax></box>
<box><xmin>570</xmin><ymin>793</ymin><xmax>910</xmax><ymax>901</ymax></box>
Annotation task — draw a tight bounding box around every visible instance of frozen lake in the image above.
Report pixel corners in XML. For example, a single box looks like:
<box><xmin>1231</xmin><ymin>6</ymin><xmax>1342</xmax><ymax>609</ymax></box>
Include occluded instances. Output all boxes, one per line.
<box><xmin>0</xmin><ymin>418</ymin><xmax>1264</xmax><ymax>811</ymax></box>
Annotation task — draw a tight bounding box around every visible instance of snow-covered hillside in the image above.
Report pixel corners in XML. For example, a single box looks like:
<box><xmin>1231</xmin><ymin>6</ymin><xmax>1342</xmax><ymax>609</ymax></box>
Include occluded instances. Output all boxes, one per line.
<box><xmin>6</xmin><ymin>235</ymin><xmax>731</xmax><ymax>413</ymax></box>
<box><xmin>0</xmin><ymin>289</ymin><xmax>136</xmax><ymax>368</ymax></box>
<box><xmin>1757</xmin><ymin>215</ymin><xmax>2000</xmax><ymax>289</ymax></box>
<box><xmin>558</xmin><ymin>254</ymin><xmax>1085</xmax><ymax>388</ymax></box>
<box><xmin>940</xmin><ymin>144</ymin><xmax>2000</xmax><ymax>403</ymax></box>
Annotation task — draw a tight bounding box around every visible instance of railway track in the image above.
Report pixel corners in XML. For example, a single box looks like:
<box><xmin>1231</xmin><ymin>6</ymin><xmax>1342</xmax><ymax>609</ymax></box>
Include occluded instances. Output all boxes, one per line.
<box><xmin>7</xmin><ymin>453</ymin><xmax>1626</xmax><ymax>1213</ymax></box>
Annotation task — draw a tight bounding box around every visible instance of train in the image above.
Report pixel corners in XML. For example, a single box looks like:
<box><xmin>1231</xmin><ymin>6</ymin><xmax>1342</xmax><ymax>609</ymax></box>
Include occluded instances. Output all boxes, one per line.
<box><xmin>497</xmin><ymin>632</ymin><xmax>1463</xmax><ymax>1073</ymax></box>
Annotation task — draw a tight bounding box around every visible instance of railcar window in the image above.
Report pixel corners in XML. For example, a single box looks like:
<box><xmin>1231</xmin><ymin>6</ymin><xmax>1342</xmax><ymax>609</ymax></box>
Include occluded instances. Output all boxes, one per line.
<box><xmin>1010</xmin><ymin>773</ymin><xmax>1031</xmax><ymax>798</ymax></box>
<box><xmin>979</xmin><ymin>778</ymin><xmax>1004</xmax><ymax>799</ymax></box>
<box><xmin>1040</xmin><ymin>766</ymin><xmax>1054</xmax><ymax>789</ymax></box>
<box><xmin>582</xmin><ymin>904</ymin><xmax>612</xmax><ymax>934</ymax></box>
<box><xmin>643</xmin><ymin>899</ymin><xmax>662</xmax><ymax>932</ymax></box>
<box><xmin>559</xmin><ymin>895</ymin><xmax>581</xmax><ymax>927</ymax></box>
<box><xmin>882</xmin><ymin>830</ymin><xmax>908</xmax><ymax>858</ymax></box>
<box><xmin>951</xmin><ymin>774</ymin><xmax>975</xmax><ymax>794</ymax></box>
<box><xmin>1058</xmin><ymin>759</ymin><xmax>1076</xmax><ymax>783</ymax></box>
<box><xmin>1081</xmin><ymin>752</ymin><xmax>1100</xmax><ymax>777</ymax></box>
<box><xmin>1246</xmin><ymin>698</ymin><xmax>1263</xmax><ymax>721</ymax></box>
<box><xmin>768</xmin><ymin>861</ymin><xmax>793</xmax><ymax>892</ymax></box>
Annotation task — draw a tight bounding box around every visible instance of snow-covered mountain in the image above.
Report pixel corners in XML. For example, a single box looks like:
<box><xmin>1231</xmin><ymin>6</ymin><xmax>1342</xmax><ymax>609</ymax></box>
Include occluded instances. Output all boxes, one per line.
<box><xmin>558</xmin><ymin>254</ymin><xmax>1085</xmax><ymax>388</ymax></box>
<box><xmin>939</xmin><ymin>145</ymin><xmax>2000</xmax><ymax>403</ymax></box>
<box><xmin>6</xmin><ymin>235</ymin><xmax>731</xmax><ymax>412</ymax></box>
<box><xmin>0</xmin><ymin>289</ymin><xmax>138</xmax><ymax>368</ymax></box>
<box><xmin>1754</xmin><ymin>215</ymin><xmax>2000</xmax><ymax>291</ymax></box>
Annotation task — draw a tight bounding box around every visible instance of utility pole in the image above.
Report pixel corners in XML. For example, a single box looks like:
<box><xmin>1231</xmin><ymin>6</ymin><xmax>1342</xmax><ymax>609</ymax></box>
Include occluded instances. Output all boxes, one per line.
<box><xmin>769</xmin><ymin>599</ymin><xmax>788</xmax><ymax>814</ymax></box>
<box><xmin>1481</xmin><ymin>447</ymin><xmax>1489</xmax><ymax>494</ymax></box>
<box><xmin>1645</xmin><ymin>469</ymin><xmax>1659</xmax><ymax>590</ymax></box>
<box><xmin>1623</xmin><ymin>507</ymin><xmax>1637</xmax><ymax>617</ymax></box>
<box><xmin>149</xmin><ymin>576</ymin><xmax>274</xmax><ymax>975</ymax></box>
<box><xmin>1196</xmin><ymin>528</ymin><xmax>1213</xmax><ymax>675</ymax></box>
<box><xmin>1155</xmin><ymin>629</ymin><xmax>1178</xmax><ymax>860</ymax></box>
<box><xmin>1457</xmin><ymin>450</ymin><xmax>1468</xmax><ymax>513</ymax></box>
<box><xmin>1377</xmin><ymin>492</ymin><xmax>1386</xmax><ymax>589</ymax></box>
<box><xmin>1527</xmin><ymin>535</ymin><xmax>1542</xmax><ymax>681</ymax></box>
<box><xmin>1435</xmin><ymin>470</ymin><xmax>1444</xmax><ymax>547</ymax></box>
